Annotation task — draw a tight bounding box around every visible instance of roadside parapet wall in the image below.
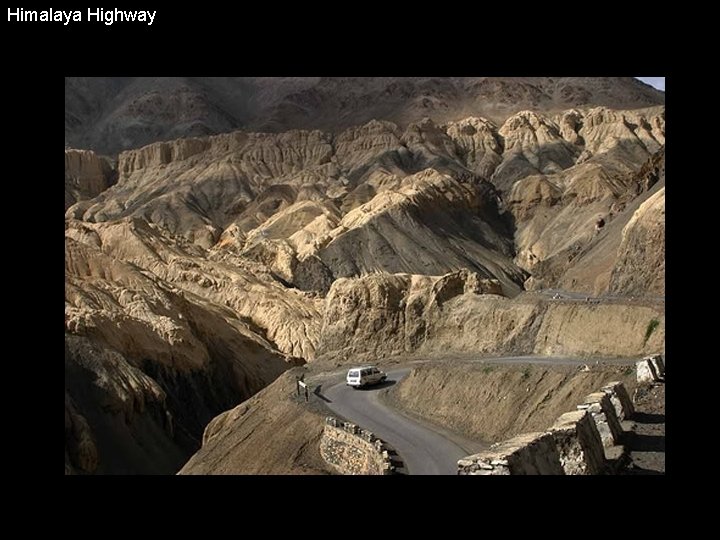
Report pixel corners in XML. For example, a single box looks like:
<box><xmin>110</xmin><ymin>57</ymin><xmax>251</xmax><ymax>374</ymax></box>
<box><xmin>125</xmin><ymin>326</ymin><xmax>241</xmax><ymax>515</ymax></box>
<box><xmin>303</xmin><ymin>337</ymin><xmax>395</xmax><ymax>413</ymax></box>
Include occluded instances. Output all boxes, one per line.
<box><xmin>601</xmin><ymin>381</ymin><xmax>635</xmax><ymax>421</ymax></box>
<box><xmin>319</xmin><ymin>417</ymin><xmax>394</xmax><ymax>475</ymax></box>
<box><xmin>577</xmin><ymin>391</ymin><xmax>624</xmax><ymax>448</ymax></box>
<box><xmin>458</xmin><ymin>432</ymin><xmax>564</xmax><ymax>475</ymax></box>
<box><xmin>547</xmin><ymin>409</ymin><xmax>606</xmax><ymax>475</ymax></box>
<box><xmin>636</xmin><ymin>354</ymin><xmax>665</xmax><ymax>384</ymax></box>
<box><xmin>458</xmin><ymin>380</ymin><xmax>635</xmax><ymax>475</ymax></box>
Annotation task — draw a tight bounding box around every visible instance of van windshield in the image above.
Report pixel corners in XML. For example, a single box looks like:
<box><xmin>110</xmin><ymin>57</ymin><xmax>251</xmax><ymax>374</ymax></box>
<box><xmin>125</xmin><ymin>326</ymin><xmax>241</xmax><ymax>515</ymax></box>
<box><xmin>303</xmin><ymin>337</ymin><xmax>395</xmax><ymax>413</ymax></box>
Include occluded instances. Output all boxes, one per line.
<box><xmin>348</xmin><ymin>370</ymin><xmax>360</xmax><ymax>377</ymax></box>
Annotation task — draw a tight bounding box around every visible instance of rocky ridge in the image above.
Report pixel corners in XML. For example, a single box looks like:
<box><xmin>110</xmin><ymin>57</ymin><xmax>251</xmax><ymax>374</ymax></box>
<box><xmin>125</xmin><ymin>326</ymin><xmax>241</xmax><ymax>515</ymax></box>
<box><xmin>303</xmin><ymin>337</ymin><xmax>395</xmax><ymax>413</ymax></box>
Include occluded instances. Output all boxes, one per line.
<box><xmin>64</xmin><ymin>88</ymin><xmax>665</xmax><ymax>474</ymax></box>
<box><xmin>316</xmin><ymin>271</ymin><xmax>665</xmax><ymax>364</ymax></box>
<box><xmin>65</xmin><ymin>77</ymin><xmax>664</xmax><ymax>155</ymax></box>
<box><xmin>65</xmin><ymin>149</ymin><xmax>116</xmax><ymax>210</ymax></box>
<box><xmin>67</xmin><ymin>106</ymin><xmax>664</xmax><ymax>299</ymax></box>
<box><xmin>65</xmin><ymin>223</ymin><xmax>292</xmax><ymax>473</ymax></box>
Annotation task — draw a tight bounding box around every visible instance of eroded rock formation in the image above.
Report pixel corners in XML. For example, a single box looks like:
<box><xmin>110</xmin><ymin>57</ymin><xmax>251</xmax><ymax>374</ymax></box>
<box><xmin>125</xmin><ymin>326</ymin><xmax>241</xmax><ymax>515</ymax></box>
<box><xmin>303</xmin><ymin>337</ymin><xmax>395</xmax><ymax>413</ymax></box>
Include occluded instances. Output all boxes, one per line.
<box><xmin>64</xmin><ymin>81</ymin><xmax>665</xmax><ymax>474</ymax></box>
<box><xmin>316</xmin><ymin>271</ymin><xmax>664</xmax><ymax>363</ymax></box>
<box><xmin>65</xmin><ymin>149</ymin><xmax>116</xmax><ymax>210</ymax></box>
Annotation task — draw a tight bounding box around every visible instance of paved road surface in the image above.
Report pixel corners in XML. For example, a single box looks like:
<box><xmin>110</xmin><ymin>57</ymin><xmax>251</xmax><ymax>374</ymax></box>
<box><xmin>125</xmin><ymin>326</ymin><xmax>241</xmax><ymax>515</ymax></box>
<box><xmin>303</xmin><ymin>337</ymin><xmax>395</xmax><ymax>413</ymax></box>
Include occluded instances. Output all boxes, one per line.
<box><xmin>325</xmin><ymin>368</ymin><xmax>477</xmax><ymax>475</ymax></box>
<box><xmin>323</xmin><ymin>356</ymin><xmax>638</xmax><ymax>475</ymax></box>
<box><xmin>533</xmin><ymin>288</ymin><xmax>665</xmax><ymax>302</ymax></box>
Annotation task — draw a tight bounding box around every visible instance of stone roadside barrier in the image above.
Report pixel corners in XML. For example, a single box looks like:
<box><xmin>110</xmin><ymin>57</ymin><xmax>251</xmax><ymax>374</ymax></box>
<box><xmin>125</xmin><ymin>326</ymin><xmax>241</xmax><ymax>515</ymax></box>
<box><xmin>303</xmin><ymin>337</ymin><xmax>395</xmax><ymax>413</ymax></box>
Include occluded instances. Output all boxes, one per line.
<box><xmin>320</xmin><ymin>417</ymin><xmax>395</xmax><ymax>475</ymax></box>
<box><xmin>647</xmin><ymin>354</ymin><xmax>665</xmax><ymax>379</ymax></box>
<box><xmin>577</xmin><ymin>391</ymin><xmax>624</xmax><ymax>448</ymax></box>
<box><xmin>458</xmin><ymin>432</ymin><xmax>564</xmax><ymax>475</ymax></box>
<box><xmin>547</xmin><ymin>409</ymin><xmax>605</xmax><ymax>475</ymax></box>
<box><xmin>636</xmin><ymin>354</ymin><xmax>665</xmax><ymax>384</ymax></box>
<box><xmin>458</xmin><ymin>380</ymin><xmax>635</xmax><ymax>475</ymax></box>
<box><xmin>601</xmin><ymin>381</ymin><xmax>635</xmax><ymax>421</ymax></box>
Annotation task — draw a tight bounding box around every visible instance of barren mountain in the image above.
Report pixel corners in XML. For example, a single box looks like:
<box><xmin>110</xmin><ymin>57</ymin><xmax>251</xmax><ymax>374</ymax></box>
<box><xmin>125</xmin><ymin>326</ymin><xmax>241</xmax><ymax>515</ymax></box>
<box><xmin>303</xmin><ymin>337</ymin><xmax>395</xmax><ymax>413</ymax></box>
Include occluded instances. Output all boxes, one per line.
<box><xmin>316</xmin><ymin>271</ymin><xmax>664</xmax><ymax>364</ymax></box>
<box><xmin>66</xmin><ymin>121</ymin><xmax>530</xmax><ymax>296</ymax></box>
<box><xmin>64</xmin><ymin>77</ymin><xmax>665</xmax><ymax>474</ymax></box>
<box><xmin>65</xmin><ymin>222</ymin><xmax>293</xmax><ymax>473</ymax></box>
<box><xmin>67</xmin><ymin>105</ymin><xmax>664</xmax><ymax>298</ymax></box>
<box><xmin>65</xmin><ymin>77</ymin><xmax>664</xmax><ymax>155</ymax></box>
<box><xmin>521</xmin><ymin>145</ymin><xmax>666</xmax><ymax>295</ymax></box>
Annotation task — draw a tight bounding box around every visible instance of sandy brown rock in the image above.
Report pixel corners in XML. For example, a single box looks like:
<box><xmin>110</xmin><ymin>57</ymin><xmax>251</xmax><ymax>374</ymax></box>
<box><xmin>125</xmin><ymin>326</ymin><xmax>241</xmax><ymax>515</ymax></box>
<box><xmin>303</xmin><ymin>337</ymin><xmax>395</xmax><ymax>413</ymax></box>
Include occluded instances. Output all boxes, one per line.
<box><xmin>446</xmin><ymin>116</ymin><xmax>503</xmax><ymax>179</ymax></box>
<box><xmin>65</xmin><ymin>227</ymin><xmax>294</xmax><ymax>473</ymax></box>
<box><xmin>532</xmin><ymin>302</ymin><xmax>664</xmax><ymax>357</ymax></box>
<box><xmin>65</xmin><ymin>149</ymin><xmax>116</xmax><ymax>210</ymax></box>
<box><xmin>66</xmin><ymin>77</ymin><xmax>664</xmax><ymax>155</ymax></box>
<box><xmin>493</xmin><ymin>110</ymin><xmax>579</xmax><ymax>191</ymax></box>
<box><xmin>608</xmin><ymin>187</ymin><xmax>665</xmax><ymax>296</ymax></box>
<box><xmin>334</xmin><ymin>119</ymin><xmax>407</xmax><ymax>179</ymax></box>
<box><xmin>67</xmin><ymin>104</ymin><xmax>665</xmax><ymax>303</ymax></box>
<box><xmin>71</xmin><ymin>130</ymin><xmax>334</xmax><ymax>248</ymax></box>
<box><xmin>523</xmin><ymin>147</ymin><xmax>665</xmax><ymax>296</ymax></box>
<box><xmin>66</xmin><ymin>218</ymin><xmax>324</xmax><ymax>359</ymax></box>
<box><xmin>577</xmin><ymin>107</ymin><xmax>664</xmax><ymax>157</ymax></box>
<box><xmin>317</xmin><ymin>272</ymin><xmax>665</xmax><ymax>364</ymax></box>
<box><xmin>507</xmin><ymin>175</ymin><xmax>562</xmax><ymax>223</ymax></box>
<box><xmin>505</xmin><ymin>109</ymin><xmax>665</xmax><ymax>294</ymax></box>
<box><xmin>318</xmin><ymin>169</ymin><xmax>525</xmax><ymax>293</ymax></box>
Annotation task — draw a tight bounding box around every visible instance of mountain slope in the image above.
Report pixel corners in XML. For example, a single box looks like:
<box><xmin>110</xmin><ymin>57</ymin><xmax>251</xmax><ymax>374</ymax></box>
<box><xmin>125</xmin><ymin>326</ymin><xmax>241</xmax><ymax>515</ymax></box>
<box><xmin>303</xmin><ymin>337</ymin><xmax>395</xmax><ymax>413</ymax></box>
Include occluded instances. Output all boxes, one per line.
<box><xmin>66</xmin><ymin>106</ymin><xmax>663</xmax><ymax>297</ymax></box>
<box><xmin>65</xmin><ymin>149</ymin><xmax>116</xmax><ymax>210</ymax></box>
<box><xmin>65</xmin><ymin>223</ymin><xmax>293</xmax><ymax>474</ymax></box>
<box><xmin>65</xmin><ymin>77</ymin><xmax>664</xmax><ymax>154</ymax></box>
<box><xmin>64</xmin><ymin>78</ymin><xmax>666</xmax><ymax>474</ymax></box>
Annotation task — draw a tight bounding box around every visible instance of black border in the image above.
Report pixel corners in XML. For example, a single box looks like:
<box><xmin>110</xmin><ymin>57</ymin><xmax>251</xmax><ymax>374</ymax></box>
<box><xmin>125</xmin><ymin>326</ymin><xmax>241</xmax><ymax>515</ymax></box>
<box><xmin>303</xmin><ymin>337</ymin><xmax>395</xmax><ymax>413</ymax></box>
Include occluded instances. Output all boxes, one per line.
<box><xmin>4</xmin><ymin>6</ymin><xmax>686</xmax><ymax>520</ymax></box>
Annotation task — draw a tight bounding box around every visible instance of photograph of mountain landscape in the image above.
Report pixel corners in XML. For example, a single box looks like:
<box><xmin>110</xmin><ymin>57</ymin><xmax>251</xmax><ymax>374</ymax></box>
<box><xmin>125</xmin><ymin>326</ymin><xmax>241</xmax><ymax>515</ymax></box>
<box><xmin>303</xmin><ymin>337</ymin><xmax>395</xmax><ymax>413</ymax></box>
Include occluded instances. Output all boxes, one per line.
<box><xmin>65</xmin><ymin>77</ymin><xmax>665</xmax><ymax>475</ymax></box>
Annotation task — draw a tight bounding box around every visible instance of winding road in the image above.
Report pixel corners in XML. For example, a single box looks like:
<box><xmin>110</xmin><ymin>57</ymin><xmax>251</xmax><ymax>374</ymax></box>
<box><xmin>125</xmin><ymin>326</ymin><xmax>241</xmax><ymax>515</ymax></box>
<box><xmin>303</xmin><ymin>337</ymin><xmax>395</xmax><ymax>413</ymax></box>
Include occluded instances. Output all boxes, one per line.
<box><xmin>322</xmin><ymin>357</ymin><xmax>638</xmax><ymax>475</ymax></box>
<box><xmin>324</xmin><ymin>368</ymin><xmax>481</xmax><ymax>475</ymax></box>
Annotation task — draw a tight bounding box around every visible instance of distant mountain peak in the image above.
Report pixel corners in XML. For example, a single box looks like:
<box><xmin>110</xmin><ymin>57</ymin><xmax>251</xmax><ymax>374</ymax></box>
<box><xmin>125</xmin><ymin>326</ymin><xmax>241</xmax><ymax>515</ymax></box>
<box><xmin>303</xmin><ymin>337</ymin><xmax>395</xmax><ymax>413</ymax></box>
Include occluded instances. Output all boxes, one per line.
<box><xmin>65</xmin><ymin>77</ymin><xmax>664</xmax><ymax>155</ymax></box>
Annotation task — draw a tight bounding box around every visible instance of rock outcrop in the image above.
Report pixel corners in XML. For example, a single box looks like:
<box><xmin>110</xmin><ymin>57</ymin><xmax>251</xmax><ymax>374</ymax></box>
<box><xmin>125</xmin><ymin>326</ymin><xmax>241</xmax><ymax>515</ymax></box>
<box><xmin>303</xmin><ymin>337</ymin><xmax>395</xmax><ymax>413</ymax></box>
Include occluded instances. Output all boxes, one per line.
<box><xmin>66</xmin><ymin>105</ymin><xmax>664</xmax><ymax>301</ymax></box>
<box><xmin>608</xmin><ymin>188</ymin><xmax>665</xmax><ymax>296</ymax></box>
<box><xmin>316</xmin><ymin>271</ymin><xmax>664</xmax><ymax>363</ymax></box>
<box><xmin>63</xmin><ymin>80</ymin><xmax>665</xmax><ymax>474</ymax></box>
<box><xmin>317</xmin><ymin>270</ymin><xmax>507</xmax><ymax>361</ymax></box>
<box><xmin>65</xmin><ymin>218</ymin><xmax>324</xmax><ymax>359</ymax></box>
<box><xmin>505</xmin><ymin>109</ymin><xmax>665</xmax><ymax>296</ymax></box>
<box><xmin>493</xmin><ymin>110</ymin><xmax>579</xmax><ymax>192</ymax></box>
<box><xmin>525</xmin><ymin>146</ymin><xmax>665</xmax><ymax>296</ymax></box>
<box><xmin>446</xmin><ymin>116</ymin><xmax>503</xmax><ymax>179</ymax></box>
<box><xmin>65</xmin><ymin>77</ymin><xmax>664</xmax><ymax>155</ymax></box>
<box><xmin>65</xmin><ymin>149</ymin><xmax>116</xmax><ymax>210</ymax></box>
<box><xmin>65</xmin><ymin>228</ymin><xmax>291</xmax><ymax>473</ymax></box>
<box><xmin>318</xmin><ymin>169</ymin><xmax>525</xmax><ymax>294</ymax></box>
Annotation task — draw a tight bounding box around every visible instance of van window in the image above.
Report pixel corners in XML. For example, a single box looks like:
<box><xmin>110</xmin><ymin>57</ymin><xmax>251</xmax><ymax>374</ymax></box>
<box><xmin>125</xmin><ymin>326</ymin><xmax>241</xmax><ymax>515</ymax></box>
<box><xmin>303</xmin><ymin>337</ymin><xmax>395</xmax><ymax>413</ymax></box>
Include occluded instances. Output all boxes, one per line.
<box><xmin>349</xmin><ymin>370</ymin><xmax>359</xmax><ymax>377</ymax></box>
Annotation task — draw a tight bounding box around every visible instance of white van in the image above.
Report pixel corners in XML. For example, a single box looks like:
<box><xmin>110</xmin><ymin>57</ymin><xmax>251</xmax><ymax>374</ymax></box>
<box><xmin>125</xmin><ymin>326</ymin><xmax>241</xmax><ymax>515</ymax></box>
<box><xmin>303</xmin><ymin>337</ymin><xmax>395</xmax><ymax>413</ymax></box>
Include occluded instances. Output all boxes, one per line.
<box><xmin>346</xmin><ymin>366</ymin><xmax>387</xmax><ymax>388</ymax></box>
